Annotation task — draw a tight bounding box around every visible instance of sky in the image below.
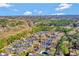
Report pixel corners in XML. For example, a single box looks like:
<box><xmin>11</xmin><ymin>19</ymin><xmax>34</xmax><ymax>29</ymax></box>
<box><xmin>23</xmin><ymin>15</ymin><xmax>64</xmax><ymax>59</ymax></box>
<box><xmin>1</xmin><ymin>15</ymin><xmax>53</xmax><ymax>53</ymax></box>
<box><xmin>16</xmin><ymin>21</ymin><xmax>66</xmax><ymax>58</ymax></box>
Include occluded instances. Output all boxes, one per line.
<box><xmin>0</xmin><ymin>3</ymin><xmax>79</xmax><ymax>16</ymax></box>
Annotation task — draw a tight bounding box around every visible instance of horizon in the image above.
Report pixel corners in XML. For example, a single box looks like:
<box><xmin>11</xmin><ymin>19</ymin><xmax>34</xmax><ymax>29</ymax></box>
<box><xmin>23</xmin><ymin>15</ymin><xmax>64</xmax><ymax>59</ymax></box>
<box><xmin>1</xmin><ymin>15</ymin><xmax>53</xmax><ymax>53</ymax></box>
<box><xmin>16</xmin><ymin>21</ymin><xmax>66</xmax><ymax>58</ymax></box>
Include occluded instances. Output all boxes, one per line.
<box><xmin>0</xmin><ymin>15</ymin><xmax>79</xmax><ymax>17</ymax></box>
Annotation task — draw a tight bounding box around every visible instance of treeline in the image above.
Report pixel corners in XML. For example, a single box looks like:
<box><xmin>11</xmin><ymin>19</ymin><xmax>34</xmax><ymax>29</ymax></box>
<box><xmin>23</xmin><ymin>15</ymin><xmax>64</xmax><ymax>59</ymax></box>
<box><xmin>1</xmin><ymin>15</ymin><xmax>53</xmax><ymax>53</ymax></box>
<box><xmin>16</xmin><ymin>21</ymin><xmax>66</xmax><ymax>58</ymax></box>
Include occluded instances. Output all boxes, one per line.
<box><xmin>50</xmin><ymin>20</ymin><xmax>74</xmax><ymax>26</ymax></box>
<box><xmin>36</xmin><ymin>19</ymin><xmax>75</xmax><ymax>27</ymax></box>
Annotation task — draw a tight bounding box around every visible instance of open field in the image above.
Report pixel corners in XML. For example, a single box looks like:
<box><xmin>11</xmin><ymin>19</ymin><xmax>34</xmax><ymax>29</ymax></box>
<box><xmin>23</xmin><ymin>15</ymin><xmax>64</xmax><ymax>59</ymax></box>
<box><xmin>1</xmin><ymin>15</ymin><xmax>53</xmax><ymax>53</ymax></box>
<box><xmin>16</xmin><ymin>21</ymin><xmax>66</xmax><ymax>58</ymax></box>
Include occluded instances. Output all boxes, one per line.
<box><xmin>0</xmin><ymin>16</ymin><xmax>79</xmax><ymax>56</ymax></box>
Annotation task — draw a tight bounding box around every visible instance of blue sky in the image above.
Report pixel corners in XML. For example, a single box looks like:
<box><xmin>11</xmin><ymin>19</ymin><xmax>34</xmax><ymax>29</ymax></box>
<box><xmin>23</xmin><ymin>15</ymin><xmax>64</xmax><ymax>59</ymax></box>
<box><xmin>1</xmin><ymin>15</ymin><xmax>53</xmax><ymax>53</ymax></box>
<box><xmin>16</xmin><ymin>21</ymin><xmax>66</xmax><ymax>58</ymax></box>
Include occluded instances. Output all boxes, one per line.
<box><xmin>0</xmin><ymin>3</ymin><xmax>79</xmax><ymax>16</ymax></box>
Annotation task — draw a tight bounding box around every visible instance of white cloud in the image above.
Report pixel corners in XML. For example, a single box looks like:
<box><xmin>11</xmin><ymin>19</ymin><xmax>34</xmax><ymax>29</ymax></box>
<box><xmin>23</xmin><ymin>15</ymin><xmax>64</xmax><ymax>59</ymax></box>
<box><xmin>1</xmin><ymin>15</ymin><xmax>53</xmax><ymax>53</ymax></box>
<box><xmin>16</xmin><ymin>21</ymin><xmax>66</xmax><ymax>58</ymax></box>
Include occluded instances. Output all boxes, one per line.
<box><xmin>52</xmin><ymin>13</ymin><xmax>64</xmax><ymax>15</ymax></box>
<box><xmin>56</xmin><ymin>3</ymin><xmax>72</xmax><ymax>11</ymax></box>
<box><xmin>24</xmin><ymin>11</ymin><xmax>32</xmax><ymax>15</ymax></box>
<box><xmin>56</xmin><ymin>13</ymin><xmax>64</xmax><ymax>15</ymax></box>
<box><xmin>38</xmin><ymin>11</ymin><xmax>43</xmax><ymax>15</ymax></box>
<box><xmin>9</xmin><ymin>9</ymin><xmax>19</xmax><ymax>12</ymax></box>
<box><xmin>33</xmin><ymin>10</ymin><xmax>43</xmax><ymax>15</ymax></box>
<box><xmin>0</xmin><ymin>3</ymin><xmax>11</xmax><ymax>7</ymax></box>
<box><xmin>13</xmin><ymin>9</ymin><xmax>19</xmax><ymax>12</ymax></box>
